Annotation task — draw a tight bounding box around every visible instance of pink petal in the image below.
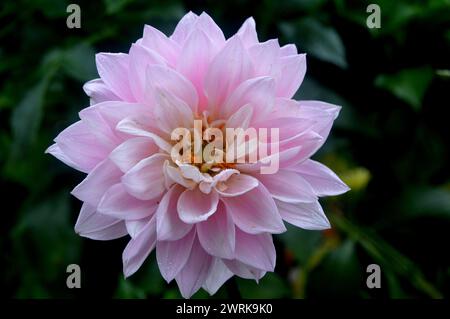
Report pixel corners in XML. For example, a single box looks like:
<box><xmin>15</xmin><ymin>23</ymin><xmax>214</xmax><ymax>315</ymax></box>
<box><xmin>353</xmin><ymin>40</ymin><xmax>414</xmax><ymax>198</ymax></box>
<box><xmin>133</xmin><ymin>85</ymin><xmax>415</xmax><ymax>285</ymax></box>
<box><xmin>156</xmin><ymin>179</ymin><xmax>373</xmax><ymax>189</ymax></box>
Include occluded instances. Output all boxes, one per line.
<box><xmin>280</xmin><ymin>44</ymin><xmax>298</xmax><ymax>56</ymax></box>
<box><xmin>121</xmin><ymin>154</ymin><xmax>168</xmax><ymax>201</ymax></box>
<box><xmin>176</xmin><ymin>28</ymin><xmax>215</xmax><ymax>111</ymax></box>
<box><xmin>177</xmin><ymin>187</ymin><xmax>219</xmax><ymax>223</ymax></box>
<box><xmin>290</xmin><ymin>159</ymin><xmax>349</xmax><ymax>196</ymax></box>
<box><xmin>237</xmin><ymin>17</ymin><xmax>258</xmax><ymax>47</ymax></box>
<box><xmin>83</xmin><ymin>79</ymin><xmax>120</xmax><ymax>104</ymax></box>
<box><xmin>204</xmin><ymin>36</ymin><xmax>254</xmax><ymax>115</ymax></box>
<box><xmin>156</xmin><ymin>185</ymin><xmax>193</xmax><ymax>241</ymax></box>
<box><xmin>142</xmin><ymin>25</ymin><xmax>180</xmax><ymax>66</ymax></box>
<box><xmin>128</xmin><ymin>44</ymin><xmax>166</xmax><ymax>102</ymax></box>
<box><xmin>156</xmin><ymin>228</ymin><xmax>196</xmax><ymax>282</ymax></box>
<box><xmin>234</xmin><ymin>228</ymin><xmax>276</xmax><ymax>271</ymax></box>
<box><xmin>197</xmin><ymin>201</ymin><xmax>235</xmax><ymax>259</ymax></box>
<box><xmin>225</xmin><ymin>103</ymin><xmax>253</xmax><ymax>130</ymax></box>
<box><xmin>257</xmin><ymin>169</ymin><xmax>317</xmax><ymax>203</ymax></box>
<box><xmin>171</xmin><ymin>11</ymin><xmax>199</xmax><ymax>45</ymax></box>
<box><xmin>150</xmin><ymin>87</ymin><xmax>195</xmax><ymax>134</ymax></box>
<box><xmin>75</xmin><ymin>203</ymin><xmax>127</xmax><ymax>240</ymax></box>
<box><xmin>203</xmin><ymin>258</ymin><xmax>233</xmax><ymax>295</ymax></box>
<box><xmin>221</xmin><ymin>76</ymin><xmax>275</xmax><ymax>121</ymax></box>
<box><xmin>223</xmin><ymin>259</ymin><xmax>266</xmax><ymax>281</ymax></box>
<box><xmin>248</xmin><ymin>39</ymin><xmax>280</xmax><ymax>76</ymax></box>
<box><xmin>52</xmin><ymin>121</ymin><xmax>111</xmax><ymax>173</ymax></box>
<box><xmin>215</xmin><ymin>173</ymin><xmax>259</xmax><ymax>197</ymax></box>
<box><xmin>116</xmin><ymin>116</ymin><xmax>172</xmax><ymax>153</ymax></box>
<box><xmin>95</xmin><ymin>53</ymin><xmax>135</xmax><ymax>101</ymax></box>
<box><xmin>276</xmin><ymin>199</ymin><xmax>331</xmax><ymax>230</ymax></box>
<box><xmin>175</xmin><ymin>237</ymin><xmax>213</xmax><ymax>298</ymax></box>
<box><xmin>98</xmin><ymin>183</ymin><xmax>158</xmax><ymax>220</ymax></box>
<box><xmin>78</xmin><ymin>105</ymin><xmax>120</xmax><ymax>147</ymax></box>
<box><xmin>145</xmin><ymin>64</ymin><xmax>198</xmax><ymax>113</ymax></box>
<box><xmin>45</xmin><ymin>143</ymin><xmax>84</xmax><ymax>172</ymax></box>
<box><xmin>196</xmin><ymin>12</ymin><xmax>226</xmax><ymax>49</ymax></box>
<box><xmin>222</xmin><ymin>184</ymin><xmax>286</xmax><ymax>234</ymax></box>
<box><xmin>273</xmin><ymin>54</ymin><xmax>306</xmax><ymax>98</ymax></box>
<box><xmin>71</xmin><ymin>159</ymin><xmax>122</xmax><ymax>207</ymax></box>
<box><xmin>109</xmin><ymin>137</ymin><xmax>158</xmax><ymax>173</ymax></box>
<box><xmin>126</xmin><ymin>217</ymin><xmax>150</xmax><ymax>238</ymax></box>
<box><xmin>122</xmin><ymin>215</ymin><xmax>157</xmax><ymax>277</ymax></box>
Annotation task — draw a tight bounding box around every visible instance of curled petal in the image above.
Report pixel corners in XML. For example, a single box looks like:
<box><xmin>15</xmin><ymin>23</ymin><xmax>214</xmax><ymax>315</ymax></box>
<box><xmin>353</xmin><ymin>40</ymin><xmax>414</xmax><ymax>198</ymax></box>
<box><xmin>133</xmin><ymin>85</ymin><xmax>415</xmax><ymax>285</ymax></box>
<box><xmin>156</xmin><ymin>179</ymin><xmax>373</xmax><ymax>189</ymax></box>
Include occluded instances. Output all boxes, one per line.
<box><xmin>121</xmin><ymin>154</ymin><xmax>168</xmax><ymax>201</ymax></box>
<box><xmin>178</xmin><ymin>187</ymin><xmax>219</xmax><ymax>223</ymax></box>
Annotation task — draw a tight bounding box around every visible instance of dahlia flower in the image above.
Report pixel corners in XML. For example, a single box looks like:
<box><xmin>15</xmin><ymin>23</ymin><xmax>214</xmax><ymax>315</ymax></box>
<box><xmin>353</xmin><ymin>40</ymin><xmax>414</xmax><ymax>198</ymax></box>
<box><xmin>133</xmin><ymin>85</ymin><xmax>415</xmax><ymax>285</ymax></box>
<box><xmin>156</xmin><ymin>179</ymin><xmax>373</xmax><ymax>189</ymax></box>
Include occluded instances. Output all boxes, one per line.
<box><xmin>47</xmin><ymin>12</ymin><xmax>349</xmax><ymax>298</ymax></box>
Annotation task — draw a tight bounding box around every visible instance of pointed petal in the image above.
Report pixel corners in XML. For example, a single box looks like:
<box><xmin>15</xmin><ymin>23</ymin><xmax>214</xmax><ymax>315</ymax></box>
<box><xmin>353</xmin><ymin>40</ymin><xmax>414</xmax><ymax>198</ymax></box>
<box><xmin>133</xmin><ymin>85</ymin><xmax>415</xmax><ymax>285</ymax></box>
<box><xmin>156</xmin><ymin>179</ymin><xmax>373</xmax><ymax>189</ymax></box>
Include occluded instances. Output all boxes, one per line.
<box><xmin>146</xmin><ymin>65</ymin><xmax>198</xmax><ymax>113</ymax></box>
<box><xmin>222</xmin><ymin>184</ymin><xmax>286</xmax><ymax>234</ymax></box>
<box><xmin>290</xmin><ymin>159</ymin><xmax>349</xmax><ymax>196</ymax></box>
<box><xmin>248</xmin><ymin>39</ymin><xmax>280</xmax><ymax>76</ymax></box>
<box><xmin>126</xmin><ymin>217</ymin><xmax>150</xmax><ymax>238</ymax></box>
<box><xmin>237</xmin><ymin>17</ymin><xmax>258</xmax><ymax>47</ymax></box>
<box><xmin>142</xmin><ymin>25</ymin><xmax>180</xmax><ymax>65</ymax></box>
<box><xmin>95</xmin><ymin>53</ymin><xmax>135</xmax><ymax>101</ymax></box>
<box><xmin>176</xmin><ymin>28</ymin><xmax>215</xmax><ymax>111</ymax></box>
<box><xmin>273</xmin><ymin>54</ymin><xmax>306</xmax><ymax>98</ymax></box>
<box><xmin>171</xmin><ymin>11</ymin><xmax>199</xmax><ymax>44</ymax></box>
<box><xmin>204</xmin><ymin>36</ymin><xmax>254</xmax><ymax>115</ymax></box>
<box><xmin>276</xmin><ymin>199</ymin><xmax>331</xmax><ymax>230</ymax></box>
<box><xmin>156</xmin><ymin>228</ymin><xmax>196</xmax><ymax>282</ymax></box>
<box><xmin>122</xmin><ymin>215</ymin><xmax>157</xmax><ymax>277</ymax></box>
<box><xmin>156</xmin><ymin>185</ymin><xmax>193</xmax><ymax>241</ymax></box>
<box><xmin>197</xmin><ymin>201</ymin><xmax>235</xmax><ymax>259</ymax></box>
<box><xmin>223</xmin><ymin>259</ymin><xmax>266</xmax><ymax>281</ymax></box>
<box><xmin>196</xmin><ymin>12</ymin><xmax>226</xmax><ymax>48</ymax></box>
<box><xmin>234</xmin><ymin>228</ymin><xmax>276</xmax><ymax>271</ymax></box>
<box><xmin>222</xmin><ymin>76</ymin><xmax>274</xmax><ymax>121</ymax></box>
<box><xmin>75</xmin><ymin>203</ymin><xmax>127</xmax><ymax>240</ymax></box>
<box><xmin>175</xmin><ymin>238</ymin><xmax>213</xmax><ymax>298</ymax></box>
<box><xmin>203</xmin><ymin>258</ymin><xmax>233</xmax><ymax>295</ymax></box>
<box><xmin>109</xmin><ymin>137</ymin><xmax>159</xmax><ymax>173</ymax></box>
<box><xmin>53</xmin><ymin>121</ymin><xmax>111</xmax><ymax>173</ymax></box>
<box><xmin>258</xmin><ymin>169</ymin><xmax>317</xmax><ymax>203</ymax></box>
<box><xmin>128</xmin><ymin>44</ymin><xmax>166</xmax><ymax>102</ymax></box>
<box><xmin>83</xmin><ymin>79</ymin><xmax>120</xmax><ymax>104</ymax></box>
<box><xmin>71</xmin><ymin>159</ymin><xmax>122</xmax><ymax>207</ymax></box>
<box><xmin>98</xmin><ymin>183</ymin><xmax>158</xmax><ymax>220</ymax></box>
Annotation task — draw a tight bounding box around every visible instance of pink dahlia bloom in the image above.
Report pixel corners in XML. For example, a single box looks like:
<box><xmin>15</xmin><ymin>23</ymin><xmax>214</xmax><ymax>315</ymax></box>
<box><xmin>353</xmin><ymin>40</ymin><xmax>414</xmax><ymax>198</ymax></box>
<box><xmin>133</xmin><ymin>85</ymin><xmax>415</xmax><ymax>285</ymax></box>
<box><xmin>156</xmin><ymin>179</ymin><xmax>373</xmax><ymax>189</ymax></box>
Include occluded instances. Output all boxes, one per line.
<box><xmin>47</xmin><ymin>12</ymin><xmax>349</xmax><ymax>298</ymax></box>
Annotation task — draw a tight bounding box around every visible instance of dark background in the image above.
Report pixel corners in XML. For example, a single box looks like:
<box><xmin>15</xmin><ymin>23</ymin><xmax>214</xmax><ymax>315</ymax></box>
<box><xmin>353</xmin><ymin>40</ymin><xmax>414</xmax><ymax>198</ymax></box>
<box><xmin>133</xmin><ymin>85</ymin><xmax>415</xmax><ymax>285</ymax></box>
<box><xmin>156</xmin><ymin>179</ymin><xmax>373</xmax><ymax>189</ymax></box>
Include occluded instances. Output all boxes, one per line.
<box><xmin>1</xmin><ymin>0</ymin><xmax>449</xmax><ymax>298</ymax></box>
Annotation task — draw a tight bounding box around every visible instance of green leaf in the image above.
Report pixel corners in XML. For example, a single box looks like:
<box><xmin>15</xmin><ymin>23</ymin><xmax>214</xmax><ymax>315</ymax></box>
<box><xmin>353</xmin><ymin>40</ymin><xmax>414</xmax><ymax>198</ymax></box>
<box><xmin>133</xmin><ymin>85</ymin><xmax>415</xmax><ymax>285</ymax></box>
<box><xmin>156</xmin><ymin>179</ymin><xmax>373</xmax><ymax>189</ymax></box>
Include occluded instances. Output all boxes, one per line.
<box><xmin>10</xmin><ymin>78</ymin><xmax>50</xmax><ymax>159</ymax></box>
<box><xmin>103</xmin><ymin>0</ymin><xmax>135</xmax><ymax>15</ymax></box>
<box><xmin>280</xmin><ymin>17</ymin><xmax>348</xmax><ymax>68</ymax></box>
<box><xmin>330</xmin><ymin>214</ymin><xmax>443</xmax><ymax>298</ymax></box>
<box><xmin>237</xmin><ymin>273</ymin><xmax>290</xmax><ymax>298</ymax></box>
<box><xmin>308</xmin><ymin>240</ymin><xmax>362</xmax><ymax>297</ymax></box>
<box><xmin>62</xmin><ymin>43</ymin><xmax>97</xmax><ymax>82</ymax></box>
<box><xmin>279</xmin><ymin>224</ymin><xmax>323</xmax><ymax>264</ymax></box>
<box><xmin>375</xmin><ymin>67</ymin><xmax>434</xmax><ymax>111</ymax></box>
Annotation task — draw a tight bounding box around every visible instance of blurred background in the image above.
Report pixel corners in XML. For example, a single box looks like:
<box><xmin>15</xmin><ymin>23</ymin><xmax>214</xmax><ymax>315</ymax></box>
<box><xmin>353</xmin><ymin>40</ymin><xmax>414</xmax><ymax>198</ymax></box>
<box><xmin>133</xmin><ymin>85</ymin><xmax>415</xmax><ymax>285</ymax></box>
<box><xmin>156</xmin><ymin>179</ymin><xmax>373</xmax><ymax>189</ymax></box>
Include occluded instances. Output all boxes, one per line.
<box><xmin>1</xmin><ymin>0</ymin><xmax>449</xmax><ymax>299</ymax></box>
